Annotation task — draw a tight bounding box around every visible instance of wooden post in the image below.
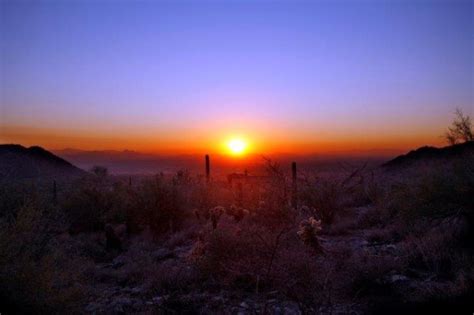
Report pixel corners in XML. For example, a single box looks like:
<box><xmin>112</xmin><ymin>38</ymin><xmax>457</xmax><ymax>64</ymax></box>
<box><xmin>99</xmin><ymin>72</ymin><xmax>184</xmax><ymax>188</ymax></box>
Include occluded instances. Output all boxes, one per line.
<box><xmin>291</xmin><ymin>162</ymin><xmax>297</xmax><ymax>209</ymax></box>
<box><xmin>205</xmin><ymin>154</ymin><xmax>210</xmax><ymax>183</ymax></box>
<box><xmin>53</xmin><ymin>180</ymin><xmax>57</xmax><ymax>204</ymax></box>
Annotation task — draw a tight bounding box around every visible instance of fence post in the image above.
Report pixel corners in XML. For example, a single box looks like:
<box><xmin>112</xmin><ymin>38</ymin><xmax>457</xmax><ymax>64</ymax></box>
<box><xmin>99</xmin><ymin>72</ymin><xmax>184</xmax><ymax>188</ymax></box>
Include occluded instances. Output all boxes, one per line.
<box><xmin>205</xmin><ymin>154</ymin><xmax>210</xmax><ymax>183</ymax></box>
<box><xmin>291</xmin><ymin>161</ymin><xmax>297</xmax><ymax>209</ymax></box>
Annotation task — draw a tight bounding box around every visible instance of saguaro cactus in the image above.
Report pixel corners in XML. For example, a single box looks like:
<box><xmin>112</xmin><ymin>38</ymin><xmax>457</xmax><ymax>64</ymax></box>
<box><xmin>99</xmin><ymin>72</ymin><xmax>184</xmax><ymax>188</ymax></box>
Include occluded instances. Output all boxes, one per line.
<box><xmin>205</xmin><ymin>154</ymin><xmax>210</xmax><ymax>183</ymax></box>
<box><xmin>292</xmin><ymin>161</ymin><xmax>297</xmax><ymax>209</ymax></box>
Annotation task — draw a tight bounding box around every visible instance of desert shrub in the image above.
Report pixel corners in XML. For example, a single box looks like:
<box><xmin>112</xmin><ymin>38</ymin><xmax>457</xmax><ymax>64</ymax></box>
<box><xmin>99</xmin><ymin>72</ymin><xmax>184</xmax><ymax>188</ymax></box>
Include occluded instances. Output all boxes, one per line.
<box><xmin>148</xmin><ymin>260</ymin><xmax>202</xmax><ymax>296</ymax></box>
<box><xmin>192</xmin><ymin>226</ymin><xmax>261</xmax><ymax>290</ymax></box>
<box><xmin>0</xmin><ymin>182</ymin><xmax>31</xmax><ymax>220</ymax></box>
<box><xmin>256</xmin><ymin>193</ymin><xmax>297</xmax><ymax>229</ymax></box>
<box><xmin>190</xmin><ymin>216</ymin><xmax>331</xmax><ymax>309</ymax></box>
<box><xmin>190</xmin><ymin>180</ymin><xmax>234</xmax><ymax>221</ymax></box>
<box><xmin>300</xmin><ymin>177</ymin><xmax>344</xmax><ymax>225</ymax></box>
<box><xmin>192</xmin><ymin>222</ymin><xmax>292</xmax><ymax>293</ymax></box>
<box><xmin>0</xmin><ymin>197</ymin><xmax>88</xmax><ymax>313</ymax></box>
<box><xmin>400</xmin><ymin>217</ymin><xmax>471</xmax><ymax>278</ymax></box>
<box><xmin>69</xmin><ymin>232</ymin><xmax>110</xmax><ymax>262</ymax></box>
<box><xmin>323</xmin><ymin>215</ymin><xmax>357</xmax><ymax>235</ymax></box>
<box><xmin>366</xmin><ymin>226</ymin><xmax>400</xmax><ymax>244</ymax></box>
<box><xmin>245</xmin><ymin>158</ymin><xmax>297</xmax><ymax>228</ymax></box>
<box><xmin>128</xmin><ymin>173</ymin><xmax>190</xmax><ymax>235</ymax></box>
<box><xmin>347</xmin><ymin>251</ymin><xmax>401</xmax><ymax>297</ymax></box>
<box><xmin>163</xmin><ymin>223</ymin><xmax>200</xmax><ymax>250</ymax></box>
<box><xmin>356</xmin><ymin>206</ymin><xmax>389</xmax><ymax>229</ymax></box>
<box><xmin>271</xmin><ymin>247</ymin><xmax>330</xmax><ymax>311</ymax></box>
<box><xmin>155</xmin><ymin>293</ymin><xmax>206</xmax><ymax>314</ymax></box>
<box><xmin>61</xmin><ymin>171</ymin><xmax>192</xmax><ymax>235</ymax></box>
<box><xmin>61</xmin><ymin>176</ymin><xmax>124</xmax><ymax>232</ymax></box>
<box><xmin>362</xmin><ymin>173</ymin><xmax>390</xmax><ymax>208</ymax></box>
<box><xmin>386</xmin><ymin>160</ymin><xmax>474</xmax><ymax>222</ymax></box>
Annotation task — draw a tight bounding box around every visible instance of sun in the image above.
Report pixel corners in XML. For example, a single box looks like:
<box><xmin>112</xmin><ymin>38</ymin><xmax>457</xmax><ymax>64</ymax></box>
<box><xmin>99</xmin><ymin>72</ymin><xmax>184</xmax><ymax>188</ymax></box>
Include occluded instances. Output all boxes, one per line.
<box><xmin>227</xmin><ymin>138</ymin><xmax>247</xmax><ymax>155</ymax></box>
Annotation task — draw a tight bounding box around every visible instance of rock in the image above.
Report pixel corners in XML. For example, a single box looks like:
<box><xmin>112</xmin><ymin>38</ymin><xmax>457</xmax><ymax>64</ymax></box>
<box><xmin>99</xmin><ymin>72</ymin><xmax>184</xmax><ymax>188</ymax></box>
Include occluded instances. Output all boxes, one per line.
<box><xmin>240</xmin><ymin>301</ymin><xmax>249</xmax><ymax>309</ymax></box>
<box><xmin>132</xmin><ymin>301</ymin><xmax>143</xmax><ymax>310</ymax></box>
<box><xmin>381</xmin><ymin>244</ymin><xmax>398</xmax><ymax>254</ymax></box>
<box><xmin>112</xmin><ymin>255</ymin><xmax>127</xmax><ymax>269</ymax></box>
<box><xmin>104</xmin><ymin>287</ymin><xmax>119</xmax><ymax>297</ymax></box>
<box><xmin>212</xmin><ymin>295</ymin><xmax>225</xmax><ymax>302</ymax></box>
<box><xmin>266</xmin><ymin>290</ymin><xmax>279</xmax><ymax>296</ymax></box>
<box><xmin>85</xmin><ymin>302</ymin><xmax>100</xmax><ymax>312</ymax></box>
<box><xmin>282</xmin><ymin>302</ymin><xmax>301</xmax><ymax>315</ymax></box>
<box><xmin>406</xmin><ymin>268</ymin><xmax>432</xmax><ymax>280</ymax></box>
<box><xmin>109</xmin><ymin>296</ymin><xmax>132</xmax><ymax>313</ymax></box>
<box><xmin>111</xmin><ymin>296</ymin><xmax>132</xmax><ymax>306</ymax></box>
<box><xmin>113</xmin><ymin>304</ymin><xmax>124</xmax><ymax>313</ymax></box>
<box><xmin>390</xmin><ymin>274</ymin><xmax>409</xmax><ymax>283</ymax></box>
<box><xmin>175</xmin><ymin>245</ymin><xmax>193</xmax><ymax>258</ymax></box>
<box><xmin>385</xmin><ymin>244</ymin><xmax>397</xmax><ymax>250</ymax></box>
<box><xmin>130</xmin><ymin>286</ymin><xmax>143</xmax><ymax>295</ymax></box>
<box><xmin>151</xmin><ymin>296</ymin><xmax>164</xmax><ymax>305</ymax></box>
<box><xmin>121</xmin><ymin>287</ymin><xmax>131</xmax><ymax>294</ymax></box>
<box><xmin>151</xmin><ymin>248</ymin><xmax>174</xmax><ymax>261</ymax></box>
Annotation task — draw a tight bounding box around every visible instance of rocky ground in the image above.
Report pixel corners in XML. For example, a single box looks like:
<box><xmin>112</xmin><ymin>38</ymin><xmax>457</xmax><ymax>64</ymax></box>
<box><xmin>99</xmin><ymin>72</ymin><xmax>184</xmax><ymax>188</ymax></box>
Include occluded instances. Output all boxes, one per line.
<box><xmin>82</xmin><ymin>205</ymin><xmax>452</xmax><ymax>314</ymax></box>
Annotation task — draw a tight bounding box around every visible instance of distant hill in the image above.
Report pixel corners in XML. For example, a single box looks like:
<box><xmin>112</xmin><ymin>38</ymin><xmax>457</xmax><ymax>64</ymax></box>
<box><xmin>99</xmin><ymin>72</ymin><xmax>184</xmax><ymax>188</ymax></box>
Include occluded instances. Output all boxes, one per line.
<box><xmin>382</xmin><ymin>141</ymin><xmax>474</xmax><ymax>169</ymax></box>
<box><xmin>0</xmin><ymin>144</ymin><xmax>86</xmax><ymax>180</ymax></box>
<box><xmin>53</xmin><ymin>148</ymin><xmax>203</xmax><ymax>175</ymax></box>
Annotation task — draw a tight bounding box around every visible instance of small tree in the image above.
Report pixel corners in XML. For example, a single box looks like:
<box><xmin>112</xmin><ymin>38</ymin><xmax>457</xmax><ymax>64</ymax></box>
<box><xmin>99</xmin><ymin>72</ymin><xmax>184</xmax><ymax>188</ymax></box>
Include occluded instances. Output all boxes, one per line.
<box><xmin>445</xmin><ymin>108</ymin><xmax>473</xmax><ymax>145</ymax></box>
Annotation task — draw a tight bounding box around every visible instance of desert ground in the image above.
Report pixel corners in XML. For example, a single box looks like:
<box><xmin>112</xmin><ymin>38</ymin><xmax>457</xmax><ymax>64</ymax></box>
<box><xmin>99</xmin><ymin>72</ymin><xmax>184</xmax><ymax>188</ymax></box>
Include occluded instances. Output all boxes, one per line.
<box><xmin>0</xmin><ymin>142</ymin><xmax>473</xmax><ymax>314</ymax></box>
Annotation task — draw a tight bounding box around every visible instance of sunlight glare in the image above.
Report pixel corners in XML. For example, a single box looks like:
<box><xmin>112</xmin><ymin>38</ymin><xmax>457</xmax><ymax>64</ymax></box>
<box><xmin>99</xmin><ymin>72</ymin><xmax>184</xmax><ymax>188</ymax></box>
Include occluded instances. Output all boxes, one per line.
<box><xmin>227</xmin><ymin>138</ymin><xmax>247</xmax><ymax>155</ymax></box>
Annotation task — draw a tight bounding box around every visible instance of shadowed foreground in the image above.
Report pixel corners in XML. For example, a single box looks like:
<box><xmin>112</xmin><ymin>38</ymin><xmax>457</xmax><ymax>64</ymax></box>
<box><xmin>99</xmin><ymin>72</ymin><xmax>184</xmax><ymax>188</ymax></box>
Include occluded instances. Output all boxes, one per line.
<box><xmin>0</xmin><ymin>143</ymin><xmax>473</xmax><ymax>314</ymax></box>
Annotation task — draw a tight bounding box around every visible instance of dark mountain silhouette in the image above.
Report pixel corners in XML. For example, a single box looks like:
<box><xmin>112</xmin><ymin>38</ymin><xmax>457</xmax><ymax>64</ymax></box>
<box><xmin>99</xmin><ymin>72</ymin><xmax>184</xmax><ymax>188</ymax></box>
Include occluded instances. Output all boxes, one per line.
<box><xmin>382</xmin><ymin>141</ymin><xmax>474</xmax><ymax>168</ymax></box>
<box><xmin>0</xmin><ymin>144</ymin><xmax>86</xmax><ymax>180</ymax></box>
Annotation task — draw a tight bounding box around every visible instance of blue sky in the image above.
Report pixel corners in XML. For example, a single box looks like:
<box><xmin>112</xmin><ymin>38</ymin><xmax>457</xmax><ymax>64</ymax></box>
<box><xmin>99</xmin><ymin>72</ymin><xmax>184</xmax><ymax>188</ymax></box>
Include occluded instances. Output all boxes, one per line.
<box><xmin>1</xmin><ymin>0</ymin><xmax>472</xmax><ymax>153</ymax></box>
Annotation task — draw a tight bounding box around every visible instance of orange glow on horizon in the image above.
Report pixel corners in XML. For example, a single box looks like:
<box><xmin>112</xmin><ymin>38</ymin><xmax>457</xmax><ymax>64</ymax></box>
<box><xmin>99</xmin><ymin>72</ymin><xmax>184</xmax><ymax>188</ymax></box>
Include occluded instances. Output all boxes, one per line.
<box><xmin>1</xmin><ymin>124</ymin><xmax>446</xmax><ymax>156</ymax></box>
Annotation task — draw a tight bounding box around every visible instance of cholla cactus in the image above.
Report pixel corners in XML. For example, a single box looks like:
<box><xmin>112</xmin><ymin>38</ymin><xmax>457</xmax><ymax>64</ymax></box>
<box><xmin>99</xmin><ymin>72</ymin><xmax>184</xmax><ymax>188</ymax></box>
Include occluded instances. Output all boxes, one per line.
<box><xmin>188</xmin><ymin>233</ymin><xmax>207</xmax><ymax>262</ymax></box>
<box><xmin>209</xmin><ymin>206</ymin><xmax>225</xmax><ymax>229</ymax></box>
<box><xmin>226</xmin><ymin>204</ymin><xmax>249</xmax><ymax>222</ymax></box>
<box><xmin>297</xmin><ymin>217</ymin><xmax>323</xmax><ymax>252</ymax></box>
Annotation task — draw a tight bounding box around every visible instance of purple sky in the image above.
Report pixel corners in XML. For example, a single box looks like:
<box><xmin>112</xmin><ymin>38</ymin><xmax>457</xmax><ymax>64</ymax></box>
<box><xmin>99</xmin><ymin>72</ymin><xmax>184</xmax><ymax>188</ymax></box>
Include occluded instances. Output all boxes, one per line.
<box><xmin>1</xmin><ymin>0</ymin><xmax>472</xmax><ymax>153</ymax></box>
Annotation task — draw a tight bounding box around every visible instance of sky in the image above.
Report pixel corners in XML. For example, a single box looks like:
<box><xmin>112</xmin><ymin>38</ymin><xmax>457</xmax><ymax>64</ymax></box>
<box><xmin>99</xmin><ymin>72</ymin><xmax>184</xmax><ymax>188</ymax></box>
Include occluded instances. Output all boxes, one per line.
<box><xmin>1</xmin><ymin>0</ymin><xmax>472</xmax><ymax>155</ymax></box>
